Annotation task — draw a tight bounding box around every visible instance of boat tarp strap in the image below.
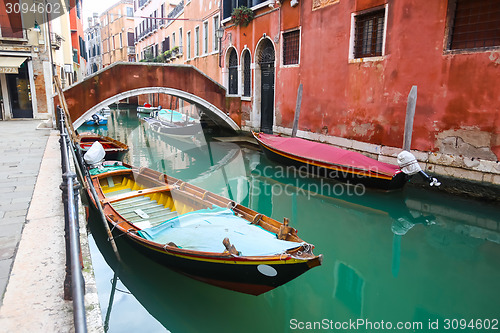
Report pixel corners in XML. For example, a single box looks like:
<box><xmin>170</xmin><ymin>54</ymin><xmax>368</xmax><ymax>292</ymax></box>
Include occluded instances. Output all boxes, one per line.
<box><xmin>138</xmin><ymin>206</ymin><xmax>304</xmax><ymax>256</ymax></box>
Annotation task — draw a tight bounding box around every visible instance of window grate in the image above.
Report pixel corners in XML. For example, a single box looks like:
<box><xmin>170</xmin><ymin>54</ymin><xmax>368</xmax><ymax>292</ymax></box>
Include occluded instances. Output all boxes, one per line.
<box><xmin>450</xmin><ymin>0</ymin><xmax>500</xmax><ymax>50</ymax></box>
<box><xmin>354</xmin><ymin>9</ymin><xmax>385</xmax><ymax>58</ymax></box>
<box><xmin>243</xmin><ymin>51</ymin><xmax>251</xmax><ymax>97</ymax></box>
<box><xmin>283</xmin><ymin>30</ymin><xmax>300</xmax><ymax>65</ymax></box>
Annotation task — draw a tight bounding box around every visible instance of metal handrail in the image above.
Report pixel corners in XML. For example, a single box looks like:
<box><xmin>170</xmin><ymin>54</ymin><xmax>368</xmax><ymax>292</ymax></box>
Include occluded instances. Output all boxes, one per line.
<box><xmin>58</xmin><ymin>107</ymin><xmax>88</xmax><ymax>333</ymax></box>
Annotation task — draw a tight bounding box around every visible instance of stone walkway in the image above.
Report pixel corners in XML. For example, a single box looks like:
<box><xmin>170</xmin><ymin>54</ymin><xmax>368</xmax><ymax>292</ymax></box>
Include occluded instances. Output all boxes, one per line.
<box><xmin>0</xmin><ymin>120</ymin><xmax>49</xmax><ymax>297</ymax></box>
<box><xmin>0</xmin><ymin>120</ymin><xmax>102</xmax><ymax>332</ymax></box>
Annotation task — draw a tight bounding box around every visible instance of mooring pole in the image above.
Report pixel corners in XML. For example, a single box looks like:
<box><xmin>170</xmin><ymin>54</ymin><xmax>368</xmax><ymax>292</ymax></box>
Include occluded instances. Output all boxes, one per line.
<box><xmin>403</xmin><ymin>86</ymin><xmax>417</xmax><ymax>151</ymax></box>
<box><xmin>291</xmin><ymin>83</ymin><xmax>303</xmax><ymax>138</ymax></box>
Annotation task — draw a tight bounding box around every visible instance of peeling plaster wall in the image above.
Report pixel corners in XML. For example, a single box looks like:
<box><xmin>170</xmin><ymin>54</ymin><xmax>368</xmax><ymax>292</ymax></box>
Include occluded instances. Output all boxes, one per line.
<box><xmin>272</xmin><ymin>0</ymin><xmax>500</xmax><ymax>161</ymax></box>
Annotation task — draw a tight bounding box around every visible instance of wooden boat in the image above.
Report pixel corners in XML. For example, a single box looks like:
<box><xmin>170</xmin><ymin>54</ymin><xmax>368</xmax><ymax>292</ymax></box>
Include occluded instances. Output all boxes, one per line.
<box><xmin>143</xmin><ymin>112</ymin><xmax>201</xmax><ymax>141</ymax></box>
<box><xmin>137</xmin><ymin>105</ymin><xmax>161</xmax><ymax>114</ymax></box>
<box><xmin>77</xmin><ymin>133</ymin><xmax>129</xmax><ymax>160</ymax></box>
<box><xmin>85</xmin><ymin>162</ymin><xmax>322</xmax><ymax>295</ymax></box>
<box><xmin>252</xmin><ymin>132</ymin><xmax>409</xmax><ymax>190</ymax></box>
<box><xmin>83</xmin><ymin>113</ymin><xmax>108</xmax><ymax>126</ymax></box>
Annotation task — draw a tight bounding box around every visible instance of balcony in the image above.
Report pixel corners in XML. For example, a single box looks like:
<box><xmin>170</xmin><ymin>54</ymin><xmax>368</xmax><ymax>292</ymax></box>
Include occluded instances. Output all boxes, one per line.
<box><xmin>127</xmin><ymin>46</ymin><xmax>135</xmax><ymax>55</ymax></box>
<box><xmin>50</xmin><ymin>32</ymin><xmax>64</xmax><ymax>50</ymax></box>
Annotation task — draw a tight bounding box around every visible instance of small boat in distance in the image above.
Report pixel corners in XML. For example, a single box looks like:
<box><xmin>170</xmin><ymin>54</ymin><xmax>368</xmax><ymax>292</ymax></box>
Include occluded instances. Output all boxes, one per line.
<box><xmin>84</xmin><ymin>160</ymin><xmax>322</xmax><ymax>295</ymax></box>
<box><xmin>143</xmin><ymin>109</ymin><xmax>202</xmax><ymax>141</ymax></box>
<box><xmin>253</xmin><ymin>132</ymin><xmax>410</xmax><ymax>190</ymax></box>
<box><xmin>84</xmin><ymin>113</ymin><xmax>108</xmax><ymax>126</ymax></box>
<box><xmin>77</xmin><ymin>133</ymin><xmax>129</xmax><ymax>160</ymax></box>
<box><xmin>137</xmin><ymin>103</ymin><xmax>161</xmax><ymax>114</ymax></box>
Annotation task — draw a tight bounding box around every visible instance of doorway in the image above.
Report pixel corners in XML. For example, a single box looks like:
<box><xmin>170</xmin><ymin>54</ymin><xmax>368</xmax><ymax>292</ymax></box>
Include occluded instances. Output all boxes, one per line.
<box><xmin>258</xmin><ymin>40</ymin><xmax>275</xmax><ymax>134</ymax></box>
<box><xmin>6</xmin><ymin>61</ymin><xmax>33</xmax><ymax>118</ymax></box>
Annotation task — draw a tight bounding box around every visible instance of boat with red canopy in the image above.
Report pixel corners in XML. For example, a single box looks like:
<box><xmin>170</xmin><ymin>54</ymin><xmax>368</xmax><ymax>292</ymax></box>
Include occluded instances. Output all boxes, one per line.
<box><xmin>252</xmin><ymin>132</ymin><xmax>409</xmax><ymax>190</ymax></box>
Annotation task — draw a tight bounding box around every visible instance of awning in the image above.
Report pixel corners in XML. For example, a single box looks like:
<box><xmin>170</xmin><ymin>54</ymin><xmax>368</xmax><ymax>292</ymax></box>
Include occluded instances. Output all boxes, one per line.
<box><xmin>0</xmin><ymin>56</ymin><xmax>27</xmax><ymax>74</ymax></box>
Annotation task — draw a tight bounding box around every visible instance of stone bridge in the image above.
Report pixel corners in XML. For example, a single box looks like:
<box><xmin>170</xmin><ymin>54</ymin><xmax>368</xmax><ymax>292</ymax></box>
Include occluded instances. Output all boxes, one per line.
<box><xmin>58</xmin><ymin>62</ymin><xmax>241</xmax><ymax>131</ymax></box>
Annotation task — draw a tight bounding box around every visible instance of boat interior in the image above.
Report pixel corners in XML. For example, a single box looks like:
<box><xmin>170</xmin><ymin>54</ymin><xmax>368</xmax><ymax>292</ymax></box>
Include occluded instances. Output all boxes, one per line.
<box><xmin>94</xmin><ymin>167</ymin><xmax>307</xmax><ymax>255</ymax></box>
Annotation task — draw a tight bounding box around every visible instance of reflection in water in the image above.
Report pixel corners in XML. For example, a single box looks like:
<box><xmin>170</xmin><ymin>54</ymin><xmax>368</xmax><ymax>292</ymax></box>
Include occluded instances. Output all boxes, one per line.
<box><xmin>82</xmin><ymin>109</ymin><xmax>500</xmax><ymax>332</ymax></box>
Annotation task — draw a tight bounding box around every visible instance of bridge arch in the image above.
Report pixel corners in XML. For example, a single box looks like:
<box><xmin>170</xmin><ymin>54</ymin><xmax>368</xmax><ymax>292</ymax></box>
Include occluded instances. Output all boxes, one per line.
<box><xmin>59</xmin><ymin>62</ymin><xmax>242</xmax><ymax>131</ymax></box>
<box><xmin>74</xmin><ymin>87</ymin><xmax>239</xmax><ymax>130</ymax></box>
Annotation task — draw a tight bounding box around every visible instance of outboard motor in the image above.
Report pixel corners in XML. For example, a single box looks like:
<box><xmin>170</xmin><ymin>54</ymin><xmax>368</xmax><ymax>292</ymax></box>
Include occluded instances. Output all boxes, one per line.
<box><xmin>397</xmin><ymin>150</ymin><xmax>441</xmax><ymax>186</ymax></box>
<box><xmin>91</xmin><ymin>113</ymin><xmax>100</xmax><ymax>125</ymax></box>
<box><xmin>84</xmin><ymin>141</ymin><xmax>106</xmax><ymax>170</ymax></box>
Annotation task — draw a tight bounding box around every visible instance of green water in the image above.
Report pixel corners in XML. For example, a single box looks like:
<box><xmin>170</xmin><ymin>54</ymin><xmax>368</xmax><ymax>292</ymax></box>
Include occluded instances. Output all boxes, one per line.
<box><xmin>82</xmin><ymin>109</ymin><xmax>500</xmax><ymax>333</ymax></box>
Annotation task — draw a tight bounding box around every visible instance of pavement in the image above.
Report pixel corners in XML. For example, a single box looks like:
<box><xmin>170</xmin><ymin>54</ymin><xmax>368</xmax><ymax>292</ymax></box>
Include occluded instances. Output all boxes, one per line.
<box><xmin>0</xmin><ymin>120</ymin><xmax>102</xmax><ymax>332</ymax></box>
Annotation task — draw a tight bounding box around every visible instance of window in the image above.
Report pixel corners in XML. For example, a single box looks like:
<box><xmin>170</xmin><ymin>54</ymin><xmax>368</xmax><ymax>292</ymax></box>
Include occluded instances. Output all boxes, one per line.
<box><xmin>447</xmin><ymin>0</ymin><xmax>500</xmax><ymax>50</ymax></box>
<box><xmin>76</xmin><ymin>0</ymin><xmax>81</xmax><ymax>19</ymax></box>
<box><xmin>187</xmin><ymin>31</ymin><xmax>191</xmax><ymax>59</ymax></box>
<box><xmin>283</xmin><ymin>30</ymin><xmax>300</xmax><ymax>65</ymax></box>
<box><xmin>179</xmin><ymin>28</ymin><xmax>183</xmax><ymax>53</ymax></box>
<box><xmin>354</xmin><ymin>8</ymin><xmax>385</xmax><ymax>58</ymax></box>
<box><xmin>223</xmin><ymin>0</ymin><xmax>266</xmax><ymax>21</ymax></box>
<box><xmin>127</xmin><ymin>7</ymin><xmax>134</xmax><ymax>17</ymax></box>
<box><xmin>213</xmin><ymin>15</ymin><xmax>220</xmax><ymax>52</ymax></box>
<box><xmin>228</xmin><ymin>49</ymin><xmax>238</xmax><ymax>95</ymax></box>
<box><xmin>242</xmin><ymin>50</ymin><xmax>251</xmax><ymax>97</ymax></box>
<box><xmin>172</xmin><ymin>33</ymin><xmax>176</xmax><ymax>48</ymax></box>
<box><xmin>195</xmin><ymin>26</ymin><xmax>200</xmax><ymax>57</ymax></box>
<box><xmin>203</xmin><ymin>21</ymin><xmax>209</xmax><ymax>54</ymax></box>
<box><xmin>119</xmin><ymin>32</ymin><xmax>123</xmax><ymax>48</ymax></box>
<box><xmin>128</xmin><ymin>32</ymin><xmax>135</xmax><ymax>46</ymax></box>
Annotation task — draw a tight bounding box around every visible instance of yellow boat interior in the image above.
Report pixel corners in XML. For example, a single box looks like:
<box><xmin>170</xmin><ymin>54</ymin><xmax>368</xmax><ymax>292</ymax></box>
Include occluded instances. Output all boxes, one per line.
<box><xmin>91</xmin><ymin>166</ymin><xmax>311</xmax><ymax>256</ymax></box>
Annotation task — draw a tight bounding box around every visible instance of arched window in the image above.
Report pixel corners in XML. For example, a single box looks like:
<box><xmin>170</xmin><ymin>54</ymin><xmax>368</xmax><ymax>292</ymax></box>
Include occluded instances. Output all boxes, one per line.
<box><xmin>242</xmin><ymin>50</ymin><xmax>251</xmax><ymax>97</ymax></box>
<box><xmin>228</xmin><ymin>49</ymin><xmax>238</xmax><ymax>95</ymax></box>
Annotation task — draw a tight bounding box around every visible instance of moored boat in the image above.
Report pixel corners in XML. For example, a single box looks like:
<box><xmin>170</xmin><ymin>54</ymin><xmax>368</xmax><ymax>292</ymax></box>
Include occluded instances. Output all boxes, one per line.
<box><xmin>77</xmin><ymin>133</ymin><xmax>129</xmax><ymax>160</ymax></box>
<box><xmin>84</xmin><ymin>113</ymin><xmax>108</xmax><ymax>126</ymax></box>
<box><xmin>137</xmin><ymin>104</ymin><xmax>161</xmax><ymax>114</ymax></box>
<box><xmin>252</xmin><ymin>132</ymin><xmax>409</xmax><ymax>190</ymax></box>
<box><xmin>84</xmin><ymin>161</ymin><xmax>322</xmax><ymax>295</ymax></box>
<box><xmin>143</xmin><ymin>109</ymin><xmax>202</xmax><ymax>141</ymax></box>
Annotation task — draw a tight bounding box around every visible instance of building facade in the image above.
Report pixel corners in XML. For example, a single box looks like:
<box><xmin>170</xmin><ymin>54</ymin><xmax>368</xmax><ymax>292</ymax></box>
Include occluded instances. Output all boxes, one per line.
<box><xmin>85</xmin><ymin>13</ymin><xmax>103</xmax><ymax>75</ymax></box>
<box><xmin>0</xmin><ymin>0</ymin><xmax>84</xmax><ymax>120</ymax></box>
<box><xmin>219</xmin><ymin>0</ymin><xmax>500</xmax><ymax>166</ymax></box>
<box><xmin>101</xmin><ymin>0</ymin><xmax>136</xmax><ymax>67</ymax></box>
<box><xmin>69</xmin><ymin>0</ymin><xmax>87</xmax><ymax>82</ymax></box>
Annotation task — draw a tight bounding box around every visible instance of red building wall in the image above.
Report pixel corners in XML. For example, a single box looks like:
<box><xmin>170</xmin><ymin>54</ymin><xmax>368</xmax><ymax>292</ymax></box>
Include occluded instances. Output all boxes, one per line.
<box><xmin>225</xmin><ymin>0</ymin><xmax>500</xmax><ymax>160</ymax></box>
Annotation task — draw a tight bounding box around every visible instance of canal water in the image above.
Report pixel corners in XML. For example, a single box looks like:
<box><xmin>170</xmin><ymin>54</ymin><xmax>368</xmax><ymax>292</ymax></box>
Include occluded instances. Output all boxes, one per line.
<box><xmin>80</xmin><ymin>108</ymin><xmax>500</xmax><ymax>332</ymax></box>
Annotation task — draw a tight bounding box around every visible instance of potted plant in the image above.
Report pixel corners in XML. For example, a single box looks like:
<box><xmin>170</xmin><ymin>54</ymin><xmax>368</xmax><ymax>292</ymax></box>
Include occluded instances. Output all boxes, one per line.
<box><xmin>172</xmin><ymin>46</ymin><xmax>180</xmax><ymax>57</ymax></box>
<box><xmin>164</xmin><ymin>50</ymin><xmax>172</xmax><ymax>61</ymax></box>
<box><xmin>231</xmin><ymin>6</ymin><xmax>254</xmax><ymax>27</ymax></box>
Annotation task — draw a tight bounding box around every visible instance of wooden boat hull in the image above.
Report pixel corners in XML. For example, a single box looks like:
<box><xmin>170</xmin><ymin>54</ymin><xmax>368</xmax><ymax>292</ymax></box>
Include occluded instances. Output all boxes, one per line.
<box><xmin>144</xmin><ymin>117</ymin><xmax>201</xmax><ymax>140</ymax></box>
<box><xmin>78</xmin><ymin>134</ymin><xmax>129</xmax><ymax>160</ymax></box>
<box><xmin>86</xmin><ymin>164</ymin><xmax>322</xmax><ymax>295</ymax></box>
<box><xmin>253</xmin><ymin>132</ymin><xmax>408</xmax><ymax>190</ymax></box>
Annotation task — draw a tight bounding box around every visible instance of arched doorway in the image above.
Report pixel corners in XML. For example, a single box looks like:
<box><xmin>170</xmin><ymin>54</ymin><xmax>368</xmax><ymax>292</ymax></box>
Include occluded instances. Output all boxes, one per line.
<box><xmin>258</xmin><ymin>39</ymin><xmax>275</xmax><ymax>134</ymax></box>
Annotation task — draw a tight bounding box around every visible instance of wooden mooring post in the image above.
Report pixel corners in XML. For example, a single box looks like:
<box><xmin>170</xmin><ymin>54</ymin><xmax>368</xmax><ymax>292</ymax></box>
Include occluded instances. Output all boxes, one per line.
<box><xmin>403</xmin><ymin>86</ymin><xmax>417</xmax><ymax>151</ymax></box>
<box><xmin>291</xmin><ymin>84</ymin><xmax>303</xmax><ymax>137</ymax></box>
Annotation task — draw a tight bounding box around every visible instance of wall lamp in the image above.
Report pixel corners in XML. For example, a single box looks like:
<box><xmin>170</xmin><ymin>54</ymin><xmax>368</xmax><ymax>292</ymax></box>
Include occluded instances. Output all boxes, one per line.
<box><xmin>33</xmin><ymin>21</ymin><xmax>41</xmax><ymax>32</ymax></box>
<box><xmin>216</xmin><ymin>27</ymin><xmax>232</xmax><ymax>68</ymax></box>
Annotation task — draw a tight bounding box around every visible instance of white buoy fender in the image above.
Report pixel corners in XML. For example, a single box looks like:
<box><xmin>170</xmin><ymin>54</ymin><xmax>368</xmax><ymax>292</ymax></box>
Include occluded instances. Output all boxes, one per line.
<box><xmin>84</xmin><ymin>141</ymin><xmax>106</xmax><ymax>168</ymax></box>
<box><xmin>397</xmin><ymin>151</ymin><xmax>422</xmax><ymax>176</ymax></box>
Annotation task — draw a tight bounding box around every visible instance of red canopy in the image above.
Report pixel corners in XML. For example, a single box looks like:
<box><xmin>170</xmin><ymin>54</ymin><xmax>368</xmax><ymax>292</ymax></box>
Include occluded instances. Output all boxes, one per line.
<box><xmin>256</xmin><ymin>133</ymin><xmax>400</xmax><ymax>177</ymax></box>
